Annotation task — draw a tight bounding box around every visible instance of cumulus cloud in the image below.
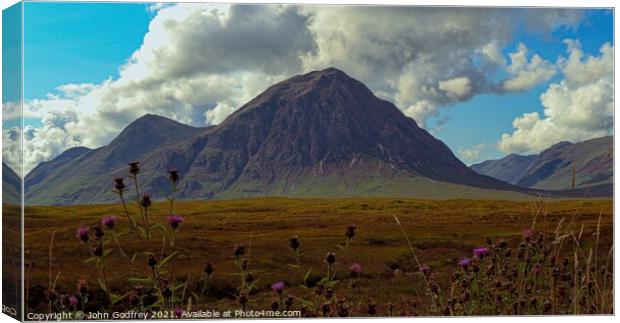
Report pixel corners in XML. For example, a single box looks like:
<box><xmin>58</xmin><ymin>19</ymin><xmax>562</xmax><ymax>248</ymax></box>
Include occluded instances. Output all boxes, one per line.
<box><xmin>438</xmin><ymin>77</ymin><xmax>472</xmax><ymax>100</ymax></box>
<box><xmin>3</xmin><ymin>4</ymin><xmax>587</xmax><ymax>173</ymax></box>
<box><xmin>502</xmin><ymin>43</ymin><xmax>557</xmax><ymax>92</ymax></box>
<box><xmin>499</xmin><ymin>41</ymin><xmax>613</xmax><ymax>153</ymax></box>
<box><xmin>458</xmin><ymin>143</ymin><xmax>487</xmax><ymax>165</ymax></box>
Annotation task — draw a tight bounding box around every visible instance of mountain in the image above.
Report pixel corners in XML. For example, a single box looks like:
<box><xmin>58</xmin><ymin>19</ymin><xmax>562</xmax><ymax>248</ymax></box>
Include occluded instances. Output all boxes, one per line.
<box><xmin>471</xmin><ymin>136</ymin><xmax>612</xmax><ymax>191</ymax></box>
<box><xmin>471</xmin><ymin>154</ymin><xmax>537</xmax><ymax>185</ymax></box>
<box><xmin>27</xmin><ymin>68</ymin><xmax>537</xmax><ymax>205</ymax></box>
<box><xmin>2</xmin><ymin>162</ymin><xmax>20</xmax><ymax>205</ymax></box>
<box><xmin>25</xmin><ymin>114</ymin><xmax>208</xmax><ymax>205</ymax></box>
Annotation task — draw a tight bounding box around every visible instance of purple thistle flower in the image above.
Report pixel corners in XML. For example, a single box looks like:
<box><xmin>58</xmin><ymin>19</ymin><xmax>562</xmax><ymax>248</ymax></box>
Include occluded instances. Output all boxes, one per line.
<box><xmin>101</xmin><ymin>215</ymin><xmax>118</xmax><ymax>229</ymax></box>
<box><xmin>523</xmin><ymin>228</ymin><xmax>533</xmax><ymax>239</ymax></box>
<box><xmin>473</xmin><ymin>247</ymin><xmax>490</xmax><ymax>258</ymax></box>
<box><xmin>76</xmin><ymin>226</ymin><xmax>89</xmax><ymax>243</ymax></box>
<box><xmin>68</xmin><ymin>295</ymin><xmax>78</xmax><ymax>306</ymax></box>
<box><xmin>533</xmin><ymin>263</ymin><xmax>542</xmax><ymax>274</ymax></box>
<box><xmin>458</xmin><ymin>257</ymin><xmax>471</xmax><ymax>268</ymax></box>
<box><xmin>419</xmin><ymin>265</ymin><xmax>431</xmax><ymax>275</ymax></box>
<box><xmin>271</xmin><ymin>281</ymin><xmax>285</xmax><ymax>294</ymax></box>
<box><xmin>167</xmin><ymin>215</ymin><xmax>184</xmax><ymax>229</ymax></box>
<box><xmin>349</xmin><ymin>262</ymin><xmax>361</xmax><ymax>279</ymax></box>
<box><xmin>174</xmin><ymin>307</ymin><xmax>184</xmax><ymax>318</ymax></box>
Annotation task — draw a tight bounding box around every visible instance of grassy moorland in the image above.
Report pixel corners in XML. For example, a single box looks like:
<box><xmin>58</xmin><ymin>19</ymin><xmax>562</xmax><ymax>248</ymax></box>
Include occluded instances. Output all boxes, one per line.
<box><xmin>22</xmin><ymin>196</ymin><xmax>613</xmax><ymax>317</ymax></box>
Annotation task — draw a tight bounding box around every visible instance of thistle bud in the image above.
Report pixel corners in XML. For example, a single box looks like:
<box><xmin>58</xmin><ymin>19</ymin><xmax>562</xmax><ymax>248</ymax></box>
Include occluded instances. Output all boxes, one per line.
<box><xmin>289</xmin><ymin>235</ymin><xmax>300</xmax><ymax>250</ymax></box>
<box><xmin>92</xmin><ymin>244</ymin><xmax>103</xmax><ymax>257</ymax></box>
<box><xmin>141</xmin><ymin>194</ymin><xmax>152</xmax><ymax>208</ymax></box>
<box><xmin>325</xmin><ymin>252</ymin><xmax>336</xmax><ymax>265</ymax></box>
<box><xmin>114</xmin><ymin>178</ymin><xmax>126</xmax><ymax>191</ymax></box>
<box><xmin>92</xmin><ymin>226</ymin><xmax>104</xmax><ymax>238</ymax></box>
<box><xmin>345</xmin><ymin>225</ymin><xmax>356</xmax><ymax>239</ymax></box>
<box><xmin>238</xmin><ymin>293</ymin><xmax>248</xmax><ymax>306</ymax></box>
<box><xmin>169</xmin><ymin>169</ymin><xmax>180</xmax><ymax>183</ymax></box>
<box><xmin>148</xmin><ymin>255</ymin><xmax>157</xmax><ymax>268</ymax></box>
<box><xmin>367</xmin><ymin>301</ymin><xmax>377</xmax><ymax>316</ymax></box>
<box><xmin>204</xmin><ymin>262</ymin><xmax>214</xmax><ymax>276</ymax></box>
<box><xmin>128</xmin><ymin>161</ymin><xmax>140</xmax><ymax>175</ymax></box>
<box><xmin>233</xmin><ymin>244</ymin><xmax>246</xmax><ymax>257</ymax></box>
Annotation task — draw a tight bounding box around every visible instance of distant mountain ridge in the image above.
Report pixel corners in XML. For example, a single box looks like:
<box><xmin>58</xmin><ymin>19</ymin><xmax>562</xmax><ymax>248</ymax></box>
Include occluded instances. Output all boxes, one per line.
<box><xmin>2</xmin><ymin>162</ymin><xmax>20</xmax><ymax>205</ymax></box>
<box><xmin>25</xmin><ymin>114</ymin><xmax>208</xmax><ymax>205</ymax></box>
<box><xmin>471</xmin><ymin>136</ymin><xmax>613</xmax><ymax>192</ymax></box>
<box><xmin>23</xmin><ymin>68</ymin><xmax>610</xmax><ymax>205</ymax></box>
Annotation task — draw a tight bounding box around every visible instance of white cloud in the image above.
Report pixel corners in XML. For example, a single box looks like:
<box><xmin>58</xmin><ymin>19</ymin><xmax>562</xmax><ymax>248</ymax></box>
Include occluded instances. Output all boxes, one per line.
<box><xmin>458</xmin><ymin>143</ymin><xmax>487</xmax><ymax>165</ymax></box>
<box><xmin>499</xmin><ymin>41</ymin><xmax>613</xmax><ymax>154</ymax></box>
<box><xmin>438</xmin><ymin>77</ymin><xmax>472</xmax><ymax>100</ymax></box>
<box><xmin>502</xmin><ymin>43</ymin><xmax>556</xmax><ymax>92</ymax></box>
<box><xmin>3</xmin><ymin>5</ymin><xmax>586</xmax><ymax>173</ymax></box>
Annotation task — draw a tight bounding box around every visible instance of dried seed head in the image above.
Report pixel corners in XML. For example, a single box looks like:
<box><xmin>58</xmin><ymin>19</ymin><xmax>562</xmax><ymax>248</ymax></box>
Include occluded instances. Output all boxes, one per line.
<box><xmin>162</xmin><ymin>288</ymin><xmax>172</xmax><ymax>299</ymax></box>
<box><xmin>325</xmin><ymin>287</ymin><xmax>334</xmax><ymax>299</ymax></box>
<box><xmin>245</xmin><ymin>272</ymin><xmax>254</xmax><ymax>283</ymax></box>
<box><xmin>271</xmin><ymin>300</ymin><xmax>279</xmax><ymax>311</ymax></box>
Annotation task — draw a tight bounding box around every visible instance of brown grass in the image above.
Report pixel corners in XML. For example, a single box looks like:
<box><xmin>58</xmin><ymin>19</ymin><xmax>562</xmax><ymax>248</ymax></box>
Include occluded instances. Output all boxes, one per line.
<box><xmin>22</xmin><ymin>197</ymin><xmax>613</xmax><ymax>315</ymax></box>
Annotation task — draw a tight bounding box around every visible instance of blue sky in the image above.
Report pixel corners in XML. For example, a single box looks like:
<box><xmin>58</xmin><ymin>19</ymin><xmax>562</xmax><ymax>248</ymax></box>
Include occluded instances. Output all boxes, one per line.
<box><xmin>3</xmin><ymin>3</ymin><xmax>614</xmax><ymax>172</ymax></box>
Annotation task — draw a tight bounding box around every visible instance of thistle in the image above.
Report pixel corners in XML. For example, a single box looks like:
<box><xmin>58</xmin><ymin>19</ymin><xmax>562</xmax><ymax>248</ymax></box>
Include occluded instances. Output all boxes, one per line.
<box><xmin>101</xmin><ymin>215</ymin><xmax>117</xmax><ymax>229</ymax></box>
<box><xmin>128</xmin><ymin>161</ymin><xmax>140</xmax><ymax>175</ymax></box>
<box><xmin>169</xmin><ymin>169</ymin><xmax>180</xmax><ymax>183</ymax></box>
<box><xmin>167</xmin><ymin>215</ymin><xmax>184</xmax><ymax>230</ymax></box>
<box><xmin>349</xmin><ymin>262</ymin><xmax>361</xmax><ymax>278</ymax></box>
<box><xmin>76</xmin><ymin>227</ymin><xmax>89</xmax><ymax>243</ymax></box>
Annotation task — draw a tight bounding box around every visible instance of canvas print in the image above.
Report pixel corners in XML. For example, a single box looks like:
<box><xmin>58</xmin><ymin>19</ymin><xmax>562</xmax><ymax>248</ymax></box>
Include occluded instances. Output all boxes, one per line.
<box><xmin>1</xmin><ymin>1</ymin><xmax>614</xmax><ymax>320</ymax></box>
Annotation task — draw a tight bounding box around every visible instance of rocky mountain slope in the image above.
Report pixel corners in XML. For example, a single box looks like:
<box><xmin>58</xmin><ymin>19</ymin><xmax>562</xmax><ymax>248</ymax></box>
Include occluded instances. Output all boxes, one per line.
<box><xmin>471</xmin><ymin>136</ymin><xmax>612</xmax><ymax>191</ymax></box>
<box><xmin>25</xmin><ymin>68</ymin><xmax>548</xmax><ymax>205</ymax></box>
